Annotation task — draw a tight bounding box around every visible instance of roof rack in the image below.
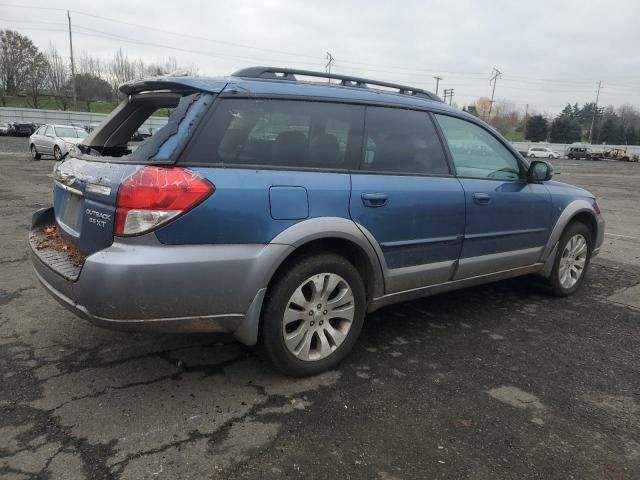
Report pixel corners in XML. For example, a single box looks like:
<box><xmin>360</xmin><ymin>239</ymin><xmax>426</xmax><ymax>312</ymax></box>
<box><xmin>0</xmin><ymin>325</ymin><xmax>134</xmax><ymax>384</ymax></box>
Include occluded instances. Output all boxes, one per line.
<box><xmin>231</xmin><ymin>66</ymin><xmax>442</xmax><ymax>102</ymax></box>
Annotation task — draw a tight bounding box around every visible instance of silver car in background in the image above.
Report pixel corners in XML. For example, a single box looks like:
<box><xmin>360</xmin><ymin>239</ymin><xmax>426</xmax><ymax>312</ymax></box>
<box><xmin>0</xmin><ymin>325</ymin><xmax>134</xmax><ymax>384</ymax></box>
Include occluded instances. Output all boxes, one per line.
<box><xmin>29</xmin><ymin>124</ymin><xmax>87</xmax><ymax>161</ymax></box>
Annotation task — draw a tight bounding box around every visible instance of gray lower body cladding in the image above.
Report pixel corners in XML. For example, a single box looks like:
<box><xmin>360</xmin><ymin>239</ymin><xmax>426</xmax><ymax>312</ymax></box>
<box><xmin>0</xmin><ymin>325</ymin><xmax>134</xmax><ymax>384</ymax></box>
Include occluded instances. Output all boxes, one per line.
<box><xmin>30</xmin><ymin>212</ymin><xmax>293</xmax><ymax>344</ymax></box>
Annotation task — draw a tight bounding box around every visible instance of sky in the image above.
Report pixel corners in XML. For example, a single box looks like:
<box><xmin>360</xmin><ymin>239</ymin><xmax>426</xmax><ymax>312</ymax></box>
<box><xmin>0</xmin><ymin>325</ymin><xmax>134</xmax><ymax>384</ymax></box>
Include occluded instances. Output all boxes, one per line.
<box><xmin>2</xmin><ymin>0</ymin><xmax>640</xmax><ymax>115</ymax></box>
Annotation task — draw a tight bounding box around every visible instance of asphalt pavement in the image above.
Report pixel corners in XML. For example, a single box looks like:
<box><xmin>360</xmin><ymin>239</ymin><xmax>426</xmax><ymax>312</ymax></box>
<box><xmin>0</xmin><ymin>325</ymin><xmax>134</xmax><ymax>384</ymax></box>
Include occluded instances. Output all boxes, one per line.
<box><xmin>1</xmin><ymin>136</ymin><xmax>639</xmax><ymax>479</ymax></box>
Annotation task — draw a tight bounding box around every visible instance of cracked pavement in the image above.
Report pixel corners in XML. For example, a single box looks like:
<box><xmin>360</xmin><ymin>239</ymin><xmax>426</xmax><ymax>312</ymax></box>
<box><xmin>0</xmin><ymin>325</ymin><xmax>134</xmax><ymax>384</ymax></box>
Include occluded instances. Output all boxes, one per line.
<box><xmin>1</xmin><ymin>136</ymin><xmax>639</xmax><ymax>479</ymax></box>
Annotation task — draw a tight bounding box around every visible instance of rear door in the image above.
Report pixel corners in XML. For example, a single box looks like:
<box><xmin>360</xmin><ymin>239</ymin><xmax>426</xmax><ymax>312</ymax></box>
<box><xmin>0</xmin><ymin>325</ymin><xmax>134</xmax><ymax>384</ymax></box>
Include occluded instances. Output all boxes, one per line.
<box><xmin>349</xmin><ymin>107</ymin><xmax>465</xmax><ymax>293</ymax></box>
<box><xmin>434</xmin><ymin>114</ymin><xmax>552</xmax><ymax>279</ymax></box>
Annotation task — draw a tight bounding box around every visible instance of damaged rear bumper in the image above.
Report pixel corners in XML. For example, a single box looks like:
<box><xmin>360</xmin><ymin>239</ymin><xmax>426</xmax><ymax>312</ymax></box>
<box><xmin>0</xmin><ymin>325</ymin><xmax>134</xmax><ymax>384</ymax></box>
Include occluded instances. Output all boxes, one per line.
<box><xmin>30</xmin><ymin>207</ymin><xmax>292</xmax><ymax>345</ymax></box>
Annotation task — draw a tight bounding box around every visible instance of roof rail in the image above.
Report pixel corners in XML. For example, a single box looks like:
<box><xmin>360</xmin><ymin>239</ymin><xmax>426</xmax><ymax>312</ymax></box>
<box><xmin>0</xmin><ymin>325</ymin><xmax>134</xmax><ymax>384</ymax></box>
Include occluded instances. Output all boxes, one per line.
<box><xmin>231</xmin><ymin>66</ymin><xmax>442</xmax><ymax>102</ymax></box>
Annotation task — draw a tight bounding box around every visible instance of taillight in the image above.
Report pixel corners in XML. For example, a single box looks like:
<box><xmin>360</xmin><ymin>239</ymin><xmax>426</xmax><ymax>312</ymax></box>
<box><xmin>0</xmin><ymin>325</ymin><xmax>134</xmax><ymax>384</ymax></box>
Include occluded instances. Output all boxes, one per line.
<box><xmin>114</xmin><ymin>167</ymin><xmax>214</xmax><ymax>236</ymax></box>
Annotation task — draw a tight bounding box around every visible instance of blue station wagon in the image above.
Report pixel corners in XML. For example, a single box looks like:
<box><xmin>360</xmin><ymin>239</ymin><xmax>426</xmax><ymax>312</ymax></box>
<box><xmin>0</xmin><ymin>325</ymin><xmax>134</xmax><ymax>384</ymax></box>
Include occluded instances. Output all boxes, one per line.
<box><xmin>30</xmin><ymin>67</ymin><xmax>605</xmax><ymax>376</ymax></box>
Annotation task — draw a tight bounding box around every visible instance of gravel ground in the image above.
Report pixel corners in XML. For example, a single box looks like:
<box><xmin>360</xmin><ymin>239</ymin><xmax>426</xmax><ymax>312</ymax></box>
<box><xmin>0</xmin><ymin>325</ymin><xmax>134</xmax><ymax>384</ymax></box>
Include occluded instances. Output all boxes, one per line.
<box><xmin>0</xmin><ymin>135</ymin><xmax>639</xmax><ymax>479</ymax></box>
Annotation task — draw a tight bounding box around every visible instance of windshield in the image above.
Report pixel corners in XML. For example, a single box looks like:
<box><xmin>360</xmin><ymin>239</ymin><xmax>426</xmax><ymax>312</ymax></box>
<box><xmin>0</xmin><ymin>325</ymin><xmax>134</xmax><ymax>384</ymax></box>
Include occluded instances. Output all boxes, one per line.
<box><xmin>55</xmin><ymin>127</ymin><xmax>87</xmax><ymax>139</ymax></box>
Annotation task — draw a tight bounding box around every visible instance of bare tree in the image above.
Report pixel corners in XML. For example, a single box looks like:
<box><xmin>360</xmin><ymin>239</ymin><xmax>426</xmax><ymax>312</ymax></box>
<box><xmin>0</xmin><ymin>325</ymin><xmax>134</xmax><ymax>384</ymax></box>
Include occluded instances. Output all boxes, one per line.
<box><xmin>0</xmin><ymin>30</ymin><xmax>40</xmax><ymax>105</ymax></box>
<box><xmin>25</xmin><ymin>51</ymin><xmax>48</xmax><ymax>109</ymax></box>
<box><xmin>108</xmin><ymin>48</ymin><xmax>136</xmax><ymax>99</ymax></box>
<box><xmin>77</xmin><ymin>50</ymin><xmax>102</xmax><ymax>77</ymax></box>
<box><xmin>45</xmin><ymin>43</ymin><xmax>70</xmax><ymax>110</ymax></box>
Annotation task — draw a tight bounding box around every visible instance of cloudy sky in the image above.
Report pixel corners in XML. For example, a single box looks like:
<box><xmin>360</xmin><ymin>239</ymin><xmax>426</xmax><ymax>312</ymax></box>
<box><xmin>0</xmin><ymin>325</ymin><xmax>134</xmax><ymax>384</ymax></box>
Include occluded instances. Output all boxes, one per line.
<box><xmin>2</xmin><ymin>0</ymin><xmax>639</xmax><ymax>114</ymax></box>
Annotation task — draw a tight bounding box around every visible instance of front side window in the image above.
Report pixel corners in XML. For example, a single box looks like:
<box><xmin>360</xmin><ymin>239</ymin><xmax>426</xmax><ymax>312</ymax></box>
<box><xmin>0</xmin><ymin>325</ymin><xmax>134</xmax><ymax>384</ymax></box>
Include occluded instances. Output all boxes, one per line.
<box><xmin>198</xmin><ymin>99</ymin><xmax>363</xmax><ymax>169</ymax></box>
<box><xmin>435</xmin><ymin>114</ymin><xmax>521</xmax><ymax>180</ymax></box>
<box><xmin>360</xmin><ymin>107</ymin><xmax>449</xmax><ymax>175</ymax></box>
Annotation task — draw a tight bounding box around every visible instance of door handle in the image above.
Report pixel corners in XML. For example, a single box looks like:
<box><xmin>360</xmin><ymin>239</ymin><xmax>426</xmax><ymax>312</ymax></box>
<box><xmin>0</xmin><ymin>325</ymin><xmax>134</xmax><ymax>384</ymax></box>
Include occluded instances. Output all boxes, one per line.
<box><xmin>361</xmin><ymin>192</ymin><xmax>388</xmax><ymax>208</ymax></box>
<box><xmin>472</xmin><ymin>192</ymin><xmax>491</xmax><ymax>205</ymax></box>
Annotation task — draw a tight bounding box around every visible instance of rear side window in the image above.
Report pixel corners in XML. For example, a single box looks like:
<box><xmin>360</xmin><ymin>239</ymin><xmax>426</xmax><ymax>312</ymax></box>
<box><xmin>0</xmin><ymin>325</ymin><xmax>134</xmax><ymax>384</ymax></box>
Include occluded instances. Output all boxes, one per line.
<box><xmin>192</xmin><ymin>99</ymin><xmax>363</xmax><ymax>169</ymax></box>
<box><xmin>435</xmin><ymin>114</ymin><xmax>521</xmax><ymax>180</ymax></box>
<box><xmin>360</xmin><ymin>107</ymin><xmax>450</xmax><ymax>176</ymax></box>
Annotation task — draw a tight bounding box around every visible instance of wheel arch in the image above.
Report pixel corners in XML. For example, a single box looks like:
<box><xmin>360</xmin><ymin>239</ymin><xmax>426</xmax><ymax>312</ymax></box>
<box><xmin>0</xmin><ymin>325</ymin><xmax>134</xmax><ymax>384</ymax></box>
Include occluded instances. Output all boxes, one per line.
<box><xmin>268</xmin><ymin>217</ymin><xmax>386</xmax><ymax>304</ymax></box>
<box><xmin>232</xmin><ymin>217</ymin><xmax>386</xmax><ymax>347</ymax></box>
<box><xmin>540</xmin><ymin>200</ymin><xmax>599</xmax><ymax>277</ymax></box>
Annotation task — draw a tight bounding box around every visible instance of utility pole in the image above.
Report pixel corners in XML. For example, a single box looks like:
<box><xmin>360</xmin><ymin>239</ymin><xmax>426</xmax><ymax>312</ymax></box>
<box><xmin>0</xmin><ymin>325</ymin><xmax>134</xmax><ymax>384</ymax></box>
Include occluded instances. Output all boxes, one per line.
<box><xmin>487</xmin><ymin>67</ymin><xmax>502</xmax><ymax>121</ymax></box>
<box><xmin>67</xmin><ymin>10</ymin><xmax>77</xmax><ymax>109</ymax></box>
<box><xmin>443</xmin><ymin>88</ymin><xmax>454</xmax><ymax>106</ymax></box>
<box><xmin>325</xmin><ymin>52</ymin><xmax>334</xmax><ymax>83</ymax></box>
<box><xmin>588</xmin><ymin>81</ymin><xmax>602</xmax><ymax>145</ymax></box>
<box><xmin>524</xmin><ymin>103</ymin><xmax>529</xmax><ymax>132</ymax></box>
<box><xmin>433</xmin><ymin>76</ymin><xmax>442</xmax><ymax>96</ymax></box>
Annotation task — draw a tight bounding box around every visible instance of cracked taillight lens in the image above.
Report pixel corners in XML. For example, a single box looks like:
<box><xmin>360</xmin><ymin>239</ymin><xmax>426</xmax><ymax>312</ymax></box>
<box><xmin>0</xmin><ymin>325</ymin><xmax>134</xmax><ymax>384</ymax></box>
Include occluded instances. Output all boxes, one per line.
<box><xmin>114</xmin><ymin>166</ymin><xmax>214</xmax><ymax>236</ymax></box>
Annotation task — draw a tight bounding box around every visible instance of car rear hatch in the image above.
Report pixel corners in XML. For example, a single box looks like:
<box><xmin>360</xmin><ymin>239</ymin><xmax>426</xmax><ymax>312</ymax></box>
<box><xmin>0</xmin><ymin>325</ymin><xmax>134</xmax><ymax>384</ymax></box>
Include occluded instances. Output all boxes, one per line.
<box><xmin>31</xmin><ymin>78</ymin><xmax>225</xmax><ymax>276</ymax></box>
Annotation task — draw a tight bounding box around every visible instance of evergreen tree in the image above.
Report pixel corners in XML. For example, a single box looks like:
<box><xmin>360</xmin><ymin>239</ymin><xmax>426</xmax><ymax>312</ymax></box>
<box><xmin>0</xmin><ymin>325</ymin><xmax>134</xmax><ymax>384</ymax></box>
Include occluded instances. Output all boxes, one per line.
<box><xmin>526</xmin><ymin>115</ymin><xmax>548</xmax><ymax>142</ymax></box>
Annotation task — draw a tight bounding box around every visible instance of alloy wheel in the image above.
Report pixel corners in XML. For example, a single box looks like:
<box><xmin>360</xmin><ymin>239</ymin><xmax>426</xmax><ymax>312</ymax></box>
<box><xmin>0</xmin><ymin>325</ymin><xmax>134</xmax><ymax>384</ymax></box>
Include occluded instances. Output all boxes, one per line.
<box><xmin>558</xmin><ymin>234</ymin><xmax>588</xmax><ymax>289</ymax></box>
<box><xmin>282</xmin><ymin>273</ymin><xmax>355</xmax><ymax>362</ymax></box>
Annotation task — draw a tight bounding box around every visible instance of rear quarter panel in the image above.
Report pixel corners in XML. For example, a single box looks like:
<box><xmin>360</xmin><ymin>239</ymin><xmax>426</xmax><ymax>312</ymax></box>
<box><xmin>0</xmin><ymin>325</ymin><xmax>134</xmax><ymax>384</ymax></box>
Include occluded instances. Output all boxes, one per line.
<box><xmin>154</xmin><ymin>168</ymin><xmax>351</xmax><ymax>244</ymax></box>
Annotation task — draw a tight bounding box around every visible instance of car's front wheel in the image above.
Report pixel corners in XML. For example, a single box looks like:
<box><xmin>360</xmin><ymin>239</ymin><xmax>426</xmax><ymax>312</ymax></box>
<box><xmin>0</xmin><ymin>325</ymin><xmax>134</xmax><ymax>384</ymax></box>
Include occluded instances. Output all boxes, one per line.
<box><xmin>529</xmin><ymin>153</ymin><xmax>536</xmax><ymax>158</ymax></box>
<box><xmin>260</xmin><ymin>253</ymin><xmax>366</xmax><ymax>377</ymax></box>
<box><xmin>53</xmin><ymin>146</ymin><xmax>62</xmax><ymax>161</ymax></box>
<box><xmin>543</xmin><ymin>221</ymin><xmax>592</xmax><ymax>297</ymax></box>
<box><xmin>30</xmin><ymin>144</ymin><xmax>41</xmax><ymax>160</ymax></box>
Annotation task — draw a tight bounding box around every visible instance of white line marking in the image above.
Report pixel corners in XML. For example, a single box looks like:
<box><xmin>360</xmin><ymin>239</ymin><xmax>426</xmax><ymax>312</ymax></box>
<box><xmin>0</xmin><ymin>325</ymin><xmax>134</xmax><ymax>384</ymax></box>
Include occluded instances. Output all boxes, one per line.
<box><xmin>605</xmin><ymin>233</ymin><xmax>640</xmax><ymax>241</ymax></box>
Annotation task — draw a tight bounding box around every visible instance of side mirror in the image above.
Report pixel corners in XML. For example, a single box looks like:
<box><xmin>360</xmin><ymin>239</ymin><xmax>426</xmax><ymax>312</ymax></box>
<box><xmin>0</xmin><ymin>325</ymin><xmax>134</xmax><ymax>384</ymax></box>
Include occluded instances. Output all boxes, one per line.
<box><xmin>527</xmin><ymin>160</ymin><xmax>553</xmax><ymax>182</ymax></box>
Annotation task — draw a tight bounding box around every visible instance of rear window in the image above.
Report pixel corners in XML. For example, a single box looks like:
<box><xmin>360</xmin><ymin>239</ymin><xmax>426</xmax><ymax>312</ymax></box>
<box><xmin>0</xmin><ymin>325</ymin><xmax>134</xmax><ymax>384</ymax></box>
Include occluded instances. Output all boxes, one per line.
<box><xmin>55</xmin><ymin>127</ymin><xmax>87</xmax><ymax>139</ymax></box>
<box><xmin>189</xmin><ymin>99</ymin><xmax>363</xmax><ymax>169</ymax></box>
<box><xmin>75</xmin><ymin>91</ymin><xmax>212</xmax><ymax>163</ymax></box>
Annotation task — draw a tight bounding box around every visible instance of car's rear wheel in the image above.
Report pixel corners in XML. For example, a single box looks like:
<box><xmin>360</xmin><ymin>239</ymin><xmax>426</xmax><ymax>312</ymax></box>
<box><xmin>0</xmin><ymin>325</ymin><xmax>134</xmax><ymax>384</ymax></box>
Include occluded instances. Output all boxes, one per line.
<box><xmin>30</xmin><ymin>144</ymin><xmax>41</xmax><ymax>160</ymax></box>
<box><xmin>543</xmin><ymin>221</ymin><xmax>592</xmax><ymax>297</ymax></box>
<box><xmin>260</xmin><ymin>253</ymin><xmax>366</xmax><ymax>377</ymax></box>
<box><xmin>53</xmin><ymin>146</ymin><xmax>62</xmax><ymax>161</ymax></box>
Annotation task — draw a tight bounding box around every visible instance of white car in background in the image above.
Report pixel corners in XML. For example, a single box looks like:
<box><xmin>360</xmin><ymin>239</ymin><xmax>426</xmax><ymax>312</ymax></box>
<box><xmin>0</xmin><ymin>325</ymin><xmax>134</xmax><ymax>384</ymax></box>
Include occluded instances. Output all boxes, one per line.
<box><xmin>29</xmin><ymin>124</ymin><xmax>87</xmax><ymax>161</ymax></box>
<box><xmin>528</xmin><ymin>146</ymin><xmax>560</xmax><ymax>159</ymax></box>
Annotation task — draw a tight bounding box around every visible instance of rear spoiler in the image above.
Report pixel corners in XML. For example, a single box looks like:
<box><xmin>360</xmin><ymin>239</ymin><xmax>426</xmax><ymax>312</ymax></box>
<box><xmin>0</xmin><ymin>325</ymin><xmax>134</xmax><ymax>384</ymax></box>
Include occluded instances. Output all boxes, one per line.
<box><xmin>119</xmin><ymin>76</ymin><xmax>228</xmax><ymax>96</ymax></box>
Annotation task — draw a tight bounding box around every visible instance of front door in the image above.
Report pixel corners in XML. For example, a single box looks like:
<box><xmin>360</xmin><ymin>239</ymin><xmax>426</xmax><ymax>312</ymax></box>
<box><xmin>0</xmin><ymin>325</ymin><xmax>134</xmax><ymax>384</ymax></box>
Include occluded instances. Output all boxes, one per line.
<box><xmin>434</xmin><ymin>114</ymin><xmax>552</xmax><ymax>279</ymax></box>
<box><xmin>349</xmin><ymin>107</ymin><xmax>465</xmax><ymax>293</ymax></box>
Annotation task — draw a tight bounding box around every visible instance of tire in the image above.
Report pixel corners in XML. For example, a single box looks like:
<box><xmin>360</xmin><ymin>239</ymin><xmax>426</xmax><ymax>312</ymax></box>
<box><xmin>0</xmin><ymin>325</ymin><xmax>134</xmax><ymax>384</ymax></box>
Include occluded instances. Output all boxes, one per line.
<box><xmin>53</xmin><ymin>146</ymin><xmax>62</xmax><ymax>161</ymax></box>
<box><xmin>542</xmin><ymin>221</ymin><xmax>593</xmax><ymax>297</ymax></box>
<box><xmin>260</xmin><ymin>253</ymin><xmax>366</xmax><ymax>377</ymax></box>
<box><xmin>548</xmin><ymin>154</ymin><xmax>554</xmax><ymax>159</ymax></box>
<box><xmin>622</xmin><ymin>157</ymin><xmax>629</xmax><ymax>162</ymax></box>
<box><xmin>529</xmin><ymin>153</ymin><xmax>536</xmax><ymax>158</ymax></box>
<box><xmin>30</xmin><ymin>144</ymin><xmax>41</xmax><ymax>160</ymax></box>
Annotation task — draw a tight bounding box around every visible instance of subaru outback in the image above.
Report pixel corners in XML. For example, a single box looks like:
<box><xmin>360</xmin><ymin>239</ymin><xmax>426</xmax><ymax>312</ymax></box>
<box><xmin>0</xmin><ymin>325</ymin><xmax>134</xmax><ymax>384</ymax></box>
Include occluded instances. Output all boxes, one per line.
<box><xmin>30</xmin><ymin>67</ymin><xmax>605</xmax><ymax>376</ymax></box>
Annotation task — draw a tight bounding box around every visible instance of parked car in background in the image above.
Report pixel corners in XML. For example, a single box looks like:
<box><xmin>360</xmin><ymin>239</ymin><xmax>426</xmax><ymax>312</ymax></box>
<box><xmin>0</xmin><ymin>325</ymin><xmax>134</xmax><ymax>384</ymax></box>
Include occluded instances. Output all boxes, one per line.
<box><xmin>567</xmin><ymin>146</ymin><xmax>592</xmax><ymax>160</ymax></box>
<box><xmin>30</xmin><ymin>67</ymin><xmax>605</xmax><ymax>376</ymax></box>
<box><xmin>10</xmin><ymin>122</ymin><xmax>37</xmax><ymax>137</ymax></box>
<box><xmin>29</xmin><ymin>124</ymin><xmax>88</xmax><ymax>161</ymax></box>
<box><xmin>0</xmin><ymin>123</ymin><xmax>10</xmax><ymax>136</ymax></box>
<box><xmin>130</xmin><ymin>128</ymin><xmax>153</xmax><ymax>142</ymax></box>
<box><xmin>608</xmin><ymin>148</ymin><xmax>639</xmax><ymax>162</ymax></box>
<box><xmin>528</xmin><ymin>146</ymin><xmax>560</xmax><ymax>159</ymax></box>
